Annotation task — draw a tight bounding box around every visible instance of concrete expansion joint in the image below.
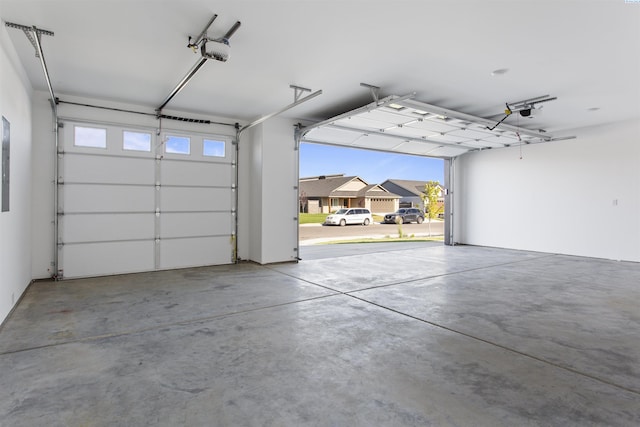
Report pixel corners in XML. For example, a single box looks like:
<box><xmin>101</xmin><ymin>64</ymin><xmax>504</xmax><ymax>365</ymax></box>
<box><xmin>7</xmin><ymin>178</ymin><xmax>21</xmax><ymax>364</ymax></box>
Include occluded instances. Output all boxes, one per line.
<box><xmin>0</xmin><ymin>292</ymin><xmax>339</xmax><ymax>358</ymax></box>
<box><xmin>263</xmin><ymin>258</ymin><xmax>640</xmax><ymax>397</ymax></box>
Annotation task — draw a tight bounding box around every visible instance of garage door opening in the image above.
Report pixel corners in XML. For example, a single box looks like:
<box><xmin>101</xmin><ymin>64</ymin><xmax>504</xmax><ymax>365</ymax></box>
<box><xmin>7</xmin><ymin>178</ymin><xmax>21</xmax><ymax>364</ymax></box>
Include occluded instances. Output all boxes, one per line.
<box><xmin>297</xmin><ymin>142</ymin><xmax>445</xmax><ymax>258</ymax></box>
<box><xmin>295</xmin><ymin>90</ymin><xmax>569</xmax><ymax>257</ymax></box>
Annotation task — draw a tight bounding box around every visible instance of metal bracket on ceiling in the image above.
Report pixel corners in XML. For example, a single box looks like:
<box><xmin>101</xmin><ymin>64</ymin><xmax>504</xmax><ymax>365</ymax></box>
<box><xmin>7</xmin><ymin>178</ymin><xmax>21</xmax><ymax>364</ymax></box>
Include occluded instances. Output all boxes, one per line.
<box><xmin>5</xmin><ymin>22</ymin><xmax>54</xmax><ymax>58</ymax></box>
<box><xmin>360</xmin><ymin>83</ymin><xmax>381</xmax><ymax>104</ymax></box>
<box><xmin>290</xmin><ymin>85</ymin><xmax>311</xmax><ymax>102</ymax></box>
<box><xmin>239</xmin><ymin>85</ymin><xmax>323</xmax><ymax>135</ymax></box>
<box><xmin>187</xmin><ymin>15</ymin><xmax>241</xmax><ymax>62</ymax></box>
<box><xmin>188</xmin><ymin>14</ymin><xmax>219</xmax><ymax>51</ymax></box>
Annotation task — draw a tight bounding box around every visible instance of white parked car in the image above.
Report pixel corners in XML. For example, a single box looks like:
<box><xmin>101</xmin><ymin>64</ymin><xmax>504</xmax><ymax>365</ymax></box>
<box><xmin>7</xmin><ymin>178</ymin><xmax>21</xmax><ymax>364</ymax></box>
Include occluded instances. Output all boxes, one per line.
<box><xmin>323</xmin><ymin>208</ymin><xmax>372</xmax><ymax>226</ymax></box>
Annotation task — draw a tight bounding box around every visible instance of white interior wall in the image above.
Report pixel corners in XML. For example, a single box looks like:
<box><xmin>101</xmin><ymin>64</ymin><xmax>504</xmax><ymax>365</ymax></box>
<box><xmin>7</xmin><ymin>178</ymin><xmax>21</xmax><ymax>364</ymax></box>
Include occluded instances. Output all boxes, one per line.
<box><xmin>455</xmin><ymin>119</ymin><xmax>640</xmax><ymax>262</ymax></box>
<box><xmin>30</xmin><ymin>92</ymin><xmax>56</xmax><ymax>279</ymax></box>
<box><xmin>0</xmin><ymin>22</ymin><xmax>33</xmax><ymax>324</ymax></box>
<box><xmin>239</xmin><ymin>118</ymin><xmax>298</xmax><ymax>264</ymax></box>
<box><xmin>259</xmin><ymin>118</ymin><xmax>298</xmax><ymax>263</ymax></box>
<box><xmin>240</xmin><ymin>125</ymin><xmax>261</xmax><ymax>262</ymax></box>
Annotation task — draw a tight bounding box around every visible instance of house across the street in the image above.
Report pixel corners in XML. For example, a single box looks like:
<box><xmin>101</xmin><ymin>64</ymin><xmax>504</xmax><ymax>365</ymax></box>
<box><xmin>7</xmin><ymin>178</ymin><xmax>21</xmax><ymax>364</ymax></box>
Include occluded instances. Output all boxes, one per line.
<box><xmin>299</xmin><ymin>175</ymin><xmax>400</xmax><ymax>214</ymax></box>
<box><xmin>380</xmin><ymin>179</ymin><xmax>444</xmax><ymax>212</ymax></box>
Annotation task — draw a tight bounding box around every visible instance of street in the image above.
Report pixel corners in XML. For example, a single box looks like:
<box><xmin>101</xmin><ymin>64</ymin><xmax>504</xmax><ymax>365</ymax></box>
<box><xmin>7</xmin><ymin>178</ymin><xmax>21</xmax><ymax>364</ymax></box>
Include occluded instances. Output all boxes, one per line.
<box><xmin>299</xmin><ymin>220</ymin><xmax>444</xmax><ymax>244</ymax></box>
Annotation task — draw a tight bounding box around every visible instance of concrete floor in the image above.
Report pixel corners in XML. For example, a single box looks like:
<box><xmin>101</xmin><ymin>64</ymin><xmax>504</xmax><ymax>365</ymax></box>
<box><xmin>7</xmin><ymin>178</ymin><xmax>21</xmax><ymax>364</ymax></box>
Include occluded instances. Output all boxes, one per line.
<box><xmin>1</xmin><ymin>244</ymin><xmax>639</xmax><ymax>426</ymax></box>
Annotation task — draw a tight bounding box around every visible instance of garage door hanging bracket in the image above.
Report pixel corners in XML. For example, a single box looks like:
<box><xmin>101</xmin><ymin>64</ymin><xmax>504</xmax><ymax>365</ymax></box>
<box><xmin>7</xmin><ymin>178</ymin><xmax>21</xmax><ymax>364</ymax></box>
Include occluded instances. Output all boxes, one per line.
<box><xmin>238</xmin><ymin>86</ymin><xmax>323</xmax><ymax>135</ymax></box>
<box><xmin>360</xmin><ymin>83</ymin><xmax>381</xmax><ymax>104</ymax></box>
<box><xmin>6</xmin><ymin>21</ymin><xmax>62</xmax><ymax>279</ymax></box>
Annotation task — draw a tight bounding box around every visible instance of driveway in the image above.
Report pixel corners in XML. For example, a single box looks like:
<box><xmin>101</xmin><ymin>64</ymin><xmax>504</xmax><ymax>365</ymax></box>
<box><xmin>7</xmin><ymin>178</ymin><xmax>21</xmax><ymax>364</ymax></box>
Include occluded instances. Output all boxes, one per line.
<box><xmin>299</xmin><ymin>220</ymin><xmax>444</xmax><ymax>245</ymax></box>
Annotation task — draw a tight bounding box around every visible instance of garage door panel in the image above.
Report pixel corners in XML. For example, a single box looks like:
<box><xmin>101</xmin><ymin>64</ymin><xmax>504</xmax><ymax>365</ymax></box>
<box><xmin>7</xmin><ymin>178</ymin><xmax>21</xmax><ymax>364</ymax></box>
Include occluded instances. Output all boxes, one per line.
<box><xmin>304</xmin><ymin>127</ymin><xmax>362</xmax><ymax>145</ymax></box>
<box><xmin>159</xmin><ymin>237</ymin><xmax>232</xmax><ymax>269</ymax></box>
<box><xmin>160</xmin><ymin>187</ymin><xmax>231</xmax><ymax>212</ymax></box>
<box><xmin>60</xmin><ymin>213</ymin><xmax>155</xmax><ymax>243</ymax></box>
<box><xmin>61</xmin><ymin>241</ymin><xmax>155</xmax><ymax>278</ymax></box>
<box><xmin>160</xmin><ymin>212</ymin><xmax>232</xmax><ymax>238</ymax></box>
<box><xmin>160</xmin><ymin>161</ymin><xmax>232</xmax><ymax>186</ymax></box>
<box><xmin>360</xmin><ymin>109</ymin><xmax>412</xmax><ymax>126</ymax></box>
<box><xmin>427</xmin><ymin>146</ymin><xmax>470</xmax><ymax>157</ymax></box>
<box><xmin>390</xmin><ymin>126</ymin><xmax>445</xmax><ymax>140</ymax></box>
<box><xmin>64</xmin><ymin>155</ymin><xmax>154</xmax><ymax>185</ymax></box>
<box><xmin>350</xmin><ymin>134</ymin><xmax>403</xmax><ymax>151</ymax></box>
<box><xmin>63</xmin><ymin>185</ymin><xmax>154</xmax><ymax>213</ymax></box>
<box><xmin>391</xmin><ymin>140</ymin><xmax>444</xmax><ymax>155</ymax></box>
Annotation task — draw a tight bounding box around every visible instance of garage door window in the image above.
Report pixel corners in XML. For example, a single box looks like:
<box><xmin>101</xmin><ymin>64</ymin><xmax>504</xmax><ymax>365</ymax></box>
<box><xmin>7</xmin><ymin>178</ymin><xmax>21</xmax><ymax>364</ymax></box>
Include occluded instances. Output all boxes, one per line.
<box><xmin>123</xmin><ymin>131</ymin><xmax>151</xmax><ymax>152</ymax></box>
<box><xmin>74</xmin><ymin>126</ymin><xmax>106</xmax><ymax>148</ymax></box>
<box><xmin>203</xmin><ymin>139</ymin><xmax>225</xmax><ymax>157</ymax></box>
<box><xmin>165</xmin><ymin>135</ymin><xmax>190</xmax><ymax>155</ymax></box>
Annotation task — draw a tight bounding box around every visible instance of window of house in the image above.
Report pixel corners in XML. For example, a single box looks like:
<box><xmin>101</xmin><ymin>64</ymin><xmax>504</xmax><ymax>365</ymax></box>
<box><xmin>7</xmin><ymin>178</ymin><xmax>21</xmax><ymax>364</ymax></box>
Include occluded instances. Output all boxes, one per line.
<box><xmin>123</xmin><ymin>131</ymin><xmax>151</xmax><ymax>152</ymax></box>
<box><xmin>165</xmin><ymin>135</ymin><xmax>190</xmax><ymax>155</ymax></box>
<box><xmin>203</xmin><ymin>139</ymin><xmax>225</xmax><ymax>157</ymax></box>
<box><xmin>74</xmin><ymin>126</ymin><xmax>106</xmax><ymax>148</ymax></box>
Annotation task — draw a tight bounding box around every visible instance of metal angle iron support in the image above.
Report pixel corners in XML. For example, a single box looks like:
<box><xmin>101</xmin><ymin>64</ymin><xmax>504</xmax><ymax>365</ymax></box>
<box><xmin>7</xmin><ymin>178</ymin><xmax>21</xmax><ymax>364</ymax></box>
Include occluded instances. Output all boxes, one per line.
<box><xmin>222</xmin><ymin>21</ymin><xmax>242</xmax><ymax>41</ymax></box>
<box><xmin>32</xmin><ymin>27</ymin><xmax>57</xmax><ymax>113</ymax></box>
<box><xmin>360</xmin><ymin>83</ymin><xmax>381</xmax><ymax>104</ymax></box>
<box><xmin>290</xmin><ymin>85</ymin><xmax>311</xmax><ymax>102</ymax></box>
<box><xmin>239</xmin><ymin>88</ymin><xmax>323</xmax><ymax>135</ymax></box>
<box><xmin>4</xmin><ymin>21</ymin><xmax>54</xmax><ymax>57</ymax></box>
<box><xmin>191</xmin><ymin>14</ymin><xmax>218</xmax><ymax>48</ymax></box>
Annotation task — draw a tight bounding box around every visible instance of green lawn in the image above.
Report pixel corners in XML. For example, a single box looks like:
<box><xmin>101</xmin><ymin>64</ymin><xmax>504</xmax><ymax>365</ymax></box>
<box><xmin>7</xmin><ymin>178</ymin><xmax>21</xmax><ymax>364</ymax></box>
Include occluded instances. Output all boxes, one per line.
<box><xmin>299</xmin><ymin>213</ymin><xmax>328</xmax><ymax>224</ymax></box>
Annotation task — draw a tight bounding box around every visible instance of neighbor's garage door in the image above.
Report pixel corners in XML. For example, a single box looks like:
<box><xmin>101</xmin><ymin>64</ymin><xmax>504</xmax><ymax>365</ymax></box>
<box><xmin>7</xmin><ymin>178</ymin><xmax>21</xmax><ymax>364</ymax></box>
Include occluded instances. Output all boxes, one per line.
<box><xmin>58</xmin><ymin>121</ymin><xmax>235</xmax><ymax>278</ymax></box>
<box><xmin>370</xmin><ymin>198</ymin><xmax>395</xmax><ymax>214</ymax></box>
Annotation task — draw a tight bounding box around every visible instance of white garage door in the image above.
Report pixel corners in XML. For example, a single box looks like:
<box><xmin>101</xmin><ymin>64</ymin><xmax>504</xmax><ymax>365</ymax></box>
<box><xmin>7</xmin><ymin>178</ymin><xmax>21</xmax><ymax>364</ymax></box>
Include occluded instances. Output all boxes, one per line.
<box><xmin>57</xmin><ymin>120</ymin><xmax>235</xmax><ymax>278</ymax></box>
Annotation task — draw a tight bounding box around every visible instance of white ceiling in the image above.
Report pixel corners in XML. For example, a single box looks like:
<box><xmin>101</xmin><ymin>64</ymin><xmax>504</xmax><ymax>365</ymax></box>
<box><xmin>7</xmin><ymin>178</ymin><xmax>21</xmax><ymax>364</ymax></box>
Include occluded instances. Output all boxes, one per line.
<box><xmin>2</xmin><ymin>0</ymin><xmax>639</xmax><ymax>140</ymax></box>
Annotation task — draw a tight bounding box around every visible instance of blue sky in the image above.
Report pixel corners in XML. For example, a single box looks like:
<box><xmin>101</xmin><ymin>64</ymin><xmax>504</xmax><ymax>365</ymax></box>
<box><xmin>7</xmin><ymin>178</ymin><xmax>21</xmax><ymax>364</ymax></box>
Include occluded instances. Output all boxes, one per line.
<box><xmin>300</xmin><ymin>143</ymin><xmax>444</xmax><ymax>185</ymax></box>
